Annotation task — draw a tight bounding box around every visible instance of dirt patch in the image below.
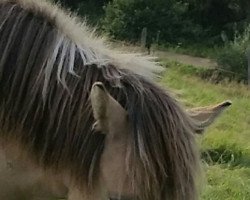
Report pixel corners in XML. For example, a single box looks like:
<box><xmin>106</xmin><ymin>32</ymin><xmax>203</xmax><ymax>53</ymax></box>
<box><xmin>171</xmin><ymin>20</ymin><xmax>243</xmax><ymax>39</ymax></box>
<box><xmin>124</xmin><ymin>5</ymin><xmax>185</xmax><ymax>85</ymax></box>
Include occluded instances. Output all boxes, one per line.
<box><xmin>111</xmin><ymin>42</ymin><xmax>218</xmax><ymax>68</ymax></box>
<box><xmin>154</xmin><ymin>51</ymin><xmax>218</xmax><ymax>68</ymax></box>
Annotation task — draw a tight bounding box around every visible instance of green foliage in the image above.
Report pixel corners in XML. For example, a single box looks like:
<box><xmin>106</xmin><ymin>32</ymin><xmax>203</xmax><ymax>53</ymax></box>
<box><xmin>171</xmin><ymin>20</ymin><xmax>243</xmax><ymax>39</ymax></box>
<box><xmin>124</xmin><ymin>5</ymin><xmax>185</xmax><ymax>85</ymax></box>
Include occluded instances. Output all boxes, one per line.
<box><xmin>102</xmin><ymin>0</ymin><xmax>250</xmax><ymax>45</ymax></box>
<box><xmin>55</xmin><ymin>0</ymin><xmax>250</xmax><ymax>47</ymax></box>
<box><xmin>55</xmin><ymin>0</ymin><xmax>110</xmax><ymax>25</ymax></box>
<box><xmin>102</xmin><ymin>0</ymin><xmax>200</xmax><ymax>43</ymax></box>
<box><xmin>217</xmin><ymin>25</ymin><xmax>250</xmax><ymax>82</ymax></box>
<box><xmin>185</xmin><ymin>0</ymin><xmax>250</xmax><ymax>40</ymax></box>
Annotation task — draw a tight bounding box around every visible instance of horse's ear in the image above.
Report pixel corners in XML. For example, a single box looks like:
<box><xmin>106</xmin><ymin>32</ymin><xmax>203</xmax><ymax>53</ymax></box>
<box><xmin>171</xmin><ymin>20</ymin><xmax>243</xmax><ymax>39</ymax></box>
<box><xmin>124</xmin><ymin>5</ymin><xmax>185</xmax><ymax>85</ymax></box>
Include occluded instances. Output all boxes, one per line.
<box><xmin>188</xmin><ymin>100</ymin><xmax>232</xmax><ymax>133</ymax></box>
<box><xmin>90</xmin><ymin>82</ymin><xmax>109</xmax><ymax>132</ymax></box>
<box><xmin>90</xmin><ymin>82</ymin><xmax>127</xmax><ymax>134</ymax></box>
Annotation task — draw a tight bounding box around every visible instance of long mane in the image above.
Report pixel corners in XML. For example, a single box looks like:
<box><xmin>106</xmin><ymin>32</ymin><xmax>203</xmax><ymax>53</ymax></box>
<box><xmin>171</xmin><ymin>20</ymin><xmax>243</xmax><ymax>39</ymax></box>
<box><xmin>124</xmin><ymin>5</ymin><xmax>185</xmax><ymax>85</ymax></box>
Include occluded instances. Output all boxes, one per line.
<box><xmin>0</xmin><ymin>0</ymin><xmax>200</xmax><ymax>200</ymax></box>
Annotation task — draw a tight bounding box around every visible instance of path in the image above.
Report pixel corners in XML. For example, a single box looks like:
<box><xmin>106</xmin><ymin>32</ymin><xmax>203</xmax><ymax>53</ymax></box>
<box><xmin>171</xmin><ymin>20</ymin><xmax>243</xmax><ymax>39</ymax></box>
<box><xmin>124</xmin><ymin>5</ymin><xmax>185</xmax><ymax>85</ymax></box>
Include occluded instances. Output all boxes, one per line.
<box><xmin>154</xmin><ymin>51</ymin><xmax>218</xmax><ymax>68</ymax></box>
<box><xmin>113</xmin><ymin>43</ymin><xmax>218</xmax><ymax>68</ymax></box>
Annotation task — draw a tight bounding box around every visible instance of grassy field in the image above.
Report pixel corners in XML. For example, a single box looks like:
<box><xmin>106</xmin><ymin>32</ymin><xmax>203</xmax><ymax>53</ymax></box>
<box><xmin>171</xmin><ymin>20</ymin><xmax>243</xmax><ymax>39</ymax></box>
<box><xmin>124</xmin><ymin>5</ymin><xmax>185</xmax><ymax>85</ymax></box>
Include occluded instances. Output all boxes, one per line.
<box><xmin>160</xmin><ymin>61</ymin><xmax>250</xmax><ymax>200</ymax></box>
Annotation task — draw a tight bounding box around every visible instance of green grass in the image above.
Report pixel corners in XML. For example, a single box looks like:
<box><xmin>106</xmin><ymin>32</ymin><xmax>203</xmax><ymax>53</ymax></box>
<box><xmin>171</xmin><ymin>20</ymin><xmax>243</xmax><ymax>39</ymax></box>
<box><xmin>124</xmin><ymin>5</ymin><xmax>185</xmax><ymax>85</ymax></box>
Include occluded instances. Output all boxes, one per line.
<box><xmin>201</xmin><ymin>166</ymin><xmax>250</xmax><ymax>200</ymax></box>
<box><xmin>160</xmin><ymin>61</ymin><xmax>250</xmax><ymax>200</ymax></box>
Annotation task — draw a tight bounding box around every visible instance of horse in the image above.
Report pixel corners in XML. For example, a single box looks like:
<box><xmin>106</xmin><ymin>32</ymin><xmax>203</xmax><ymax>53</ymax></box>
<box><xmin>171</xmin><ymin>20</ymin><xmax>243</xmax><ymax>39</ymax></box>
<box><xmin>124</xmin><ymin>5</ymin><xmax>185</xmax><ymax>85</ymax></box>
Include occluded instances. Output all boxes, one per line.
<box><xmin>0</xmin><ymin>0</ymin><xmax>231</xmax><ymax>199</ymax></box>
<box><xmin>0</xmin><ymin>97</ymin><xmax>231</xmax><ymax>200</ymax></box>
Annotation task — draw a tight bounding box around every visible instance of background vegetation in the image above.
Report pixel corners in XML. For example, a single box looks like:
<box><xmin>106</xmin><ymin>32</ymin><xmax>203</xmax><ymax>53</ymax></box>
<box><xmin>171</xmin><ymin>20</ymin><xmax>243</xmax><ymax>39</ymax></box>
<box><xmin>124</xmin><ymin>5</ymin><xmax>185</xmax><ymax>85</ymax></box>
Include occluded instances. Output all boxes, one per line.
<box><xmin>56</xmin><ymin>0</ymin><xmax>250</xmax><ymax>44</ymax></box>
<box><xmin>55</xmin><ymin>0</ymin><xmax>250</xmax><ymax>82</ymax></box>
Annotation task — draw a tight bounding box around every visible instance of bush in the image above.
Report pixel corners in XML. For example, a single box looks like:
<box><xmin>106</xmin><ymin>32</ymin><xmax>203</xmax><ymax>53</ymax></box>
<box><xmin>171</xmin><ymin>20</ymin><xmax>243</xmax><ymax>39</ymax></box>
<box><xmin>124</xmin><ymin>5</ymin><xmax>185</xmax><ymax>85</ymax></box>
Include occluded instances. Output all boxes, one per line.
<box><xmin>54</xmin><ymin>0</ymin><xmax>111</xmax><ymax>25</ymax></box>
<box><xmin>217</xmin><ymin>25</ymin><xmax>250</xmax><ymax>82</ymax></box>
<box><xmin>101</xmin><ymin>0</ymin><xmax>200</xmax><ymax>44</ymax></box>
<box><xmin>184</xmin><ymin>0</ymin><xmax>250</xmax><ymax>44</ymax></box>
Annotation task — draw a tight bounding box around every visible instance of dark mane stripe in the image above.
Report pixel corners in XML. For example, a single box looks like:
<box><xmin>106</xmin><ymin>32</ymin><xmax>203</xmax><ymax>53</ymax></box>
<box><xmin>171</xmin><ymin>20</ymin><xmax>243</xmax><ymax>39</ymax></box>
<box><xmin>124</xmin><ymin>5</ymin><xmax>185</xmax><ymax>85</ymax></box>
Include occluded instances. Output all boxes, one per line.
<box><xmin>0</xmin><ymin>1</ymin><xmax>200</xmax><ymax>200</ymax></box>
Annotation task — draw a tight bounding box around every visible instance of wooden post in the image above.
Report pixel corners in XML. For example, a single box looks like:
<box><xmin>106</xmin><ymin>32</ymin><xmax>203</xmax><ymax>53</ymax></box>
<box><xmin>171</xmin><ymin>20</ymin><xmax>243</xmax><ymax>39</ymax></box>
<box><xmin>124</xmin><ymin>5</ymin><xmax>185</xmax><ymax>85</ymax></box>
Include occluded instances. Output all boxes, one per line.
<box><xmin>246</xmin><ymin>47</ymin><xmax>250</xmax><ymax>87</ymax></box>
<box><xmin>141</xmin><ymin>27</ymin><xmax>147</xmax><ymax>48</ymax></box>
<box><xmin>156</xmin><ymin>30</ymin><xmax>160</xmax><ymax>45</ymax></box>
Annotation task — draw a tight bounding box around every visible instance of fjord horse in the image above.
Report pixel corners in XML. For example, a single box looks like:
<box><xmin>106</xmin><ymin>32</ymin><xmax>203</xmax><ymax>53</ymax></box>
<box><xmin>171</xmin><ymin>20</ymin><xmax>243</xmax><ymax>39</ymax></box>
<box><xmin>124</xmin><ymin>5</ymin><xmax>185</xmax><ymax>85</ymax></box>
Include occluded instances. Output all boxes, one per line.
<box><xmin>0</xmin><ymin>0</ymin><xmax>231</xmax><ymax>199</ymax></box>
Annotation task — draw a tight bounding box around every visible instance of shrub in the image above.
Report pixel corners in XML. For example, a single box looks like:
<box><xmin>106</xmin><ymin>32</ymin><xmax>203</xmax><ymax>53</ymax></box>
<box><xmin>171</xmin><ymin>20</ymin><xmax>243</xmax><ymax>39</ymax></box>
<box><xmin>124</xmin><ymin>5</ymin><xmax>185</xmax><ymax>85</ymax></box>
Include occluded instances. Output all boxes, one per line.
<box><xmin>216</xmin><ymin>25</ymin><xmax>250</xmax><ymax>82</ymax></box>
<box><xmin>101</xmin><ymin>0</ymin><xmax>200</xmax><ymax>44</ymax></box>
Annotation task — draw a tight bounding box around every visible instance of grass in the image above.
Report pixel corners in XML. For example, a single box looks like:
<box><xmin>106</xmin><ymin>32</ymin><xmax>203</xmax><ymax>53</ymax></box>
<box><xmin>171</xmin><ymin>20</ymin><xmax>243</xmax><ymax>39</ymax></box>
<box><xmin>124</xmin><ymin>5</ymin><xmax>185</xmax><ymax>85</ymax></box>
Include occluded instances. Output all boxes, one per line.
<box><xmin>202</xmin><ymin>166</ymin><xmax>250</xmax><ymax>200</ymax></box>
<box><xmin>160</xmin><ymin>61</ymin><xmax>250</xmax><ymax>199</ymax></box>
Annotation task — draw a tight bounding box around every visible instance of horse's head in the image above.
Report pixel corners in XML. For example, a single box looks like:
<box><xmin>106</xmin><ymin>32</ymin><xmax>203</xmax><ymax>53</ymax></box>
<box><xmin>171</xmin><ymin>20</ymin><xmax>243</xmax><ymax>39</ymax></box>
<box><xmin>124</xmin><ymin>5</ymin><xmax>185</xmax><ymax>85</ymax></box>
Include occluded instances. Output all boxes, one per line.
<box><xmin>90</xmin><ymin>81</ymin><xmax>232</xmax><ymax>200</ymax></box>
<box><xmin>0</xmin><ymin>0</ymin><xmax>232</xmax><ymax>199</ymax></box>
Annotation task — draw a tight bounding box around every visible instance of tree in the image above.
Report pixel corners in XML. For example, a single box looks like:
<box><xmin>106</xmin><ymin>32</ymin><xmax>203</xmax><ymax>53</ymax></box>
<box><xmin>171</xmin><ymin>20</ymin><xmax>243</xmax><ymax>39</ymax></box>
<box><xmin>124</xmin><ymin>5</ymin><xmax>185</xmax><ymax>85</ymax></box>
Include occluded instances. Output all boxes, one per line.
<box><xmin>185</xmin><ymin>0</ymin><xmax>250</xmax><ymax>42</ymax></box>
<box><xmin>102</xmin><ymin>0</ymin><xmax>198</xmax><ymax>44</ymax></box>
<box><xmin>55</xmin><ymin>0</ymin><xmax>111</xmax><ymax>25</ymax></box>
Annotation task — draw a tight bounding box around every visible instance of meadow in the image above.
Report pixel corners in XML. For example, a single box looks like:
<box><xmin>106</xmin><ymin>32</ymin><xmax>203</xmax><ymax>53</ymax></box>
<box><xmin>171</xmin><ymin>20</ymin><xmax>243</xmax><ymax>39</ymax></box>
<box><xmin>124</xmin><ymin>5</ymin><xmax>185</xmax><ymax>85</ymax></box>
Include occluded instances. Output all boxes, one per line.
<box><xmin>160</xmin><ymin>61</ymin><xmax>250</xmax><ymax>200</ymax></box>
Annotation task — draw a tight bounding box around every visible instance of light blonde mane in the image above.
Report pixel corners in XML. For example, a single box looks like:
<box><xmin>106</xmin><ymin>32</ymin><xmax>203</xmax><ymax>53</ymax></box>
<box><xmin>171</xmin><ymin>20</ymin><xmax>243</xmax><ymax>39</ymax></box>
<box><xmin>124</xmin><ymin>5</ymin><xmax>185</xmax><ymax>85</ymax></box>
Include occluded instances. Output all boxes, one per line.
<box><xmin>0</xmin><ymin>0</ymin><xmax>161</xmax><ymax>96</ymax></box>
